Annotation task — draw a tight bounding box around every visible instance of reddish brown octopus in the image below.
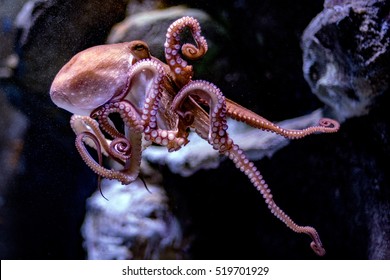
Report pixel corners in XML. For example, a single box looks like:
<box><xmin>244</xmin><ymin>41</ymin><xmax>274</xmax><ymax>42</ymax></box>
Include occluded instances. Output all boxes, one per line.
<box><xmin>50</xmin><ymin>16</ymin><xmax>340</xmax><ymax>256</ymax></box>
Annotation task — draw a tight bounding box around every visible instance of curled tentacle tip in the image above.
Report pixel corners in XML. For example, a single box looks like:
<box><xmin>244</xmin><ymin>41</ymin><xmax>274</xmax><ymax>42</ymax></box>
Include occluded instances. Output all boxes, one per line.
<box><xmin>182</xmin><ymin>43</ymin><xmax>207</xmax><ymax>60</ymax></box>
<box><xmin>310</xmin><ymin>241</ymin><xmax>326</xmax><ymax>256</ymax></box>
<box><xmin>318</xmin><ymin>117</ymin><xmax>340</xmax><ymax>132</ymax></box>
<box><xmin>110</xmin><ymin>137</ymin><xmax>132</xmax><ymax>159</ymax></box>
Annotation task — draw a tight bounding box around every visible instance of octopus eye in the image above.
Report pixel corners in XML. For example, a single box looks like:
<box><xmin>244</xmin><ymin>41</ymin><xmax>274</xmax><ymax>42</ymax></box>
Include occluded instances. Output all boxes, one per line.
<box><xmin>129</xmin><ymin>41</ymin><xmax>150</xmax><ymax>60</ymax></box>
<box><xmin>134</xmin><ymin>44</ymin><xmax>145</xmax><ymax>51</ymax></box>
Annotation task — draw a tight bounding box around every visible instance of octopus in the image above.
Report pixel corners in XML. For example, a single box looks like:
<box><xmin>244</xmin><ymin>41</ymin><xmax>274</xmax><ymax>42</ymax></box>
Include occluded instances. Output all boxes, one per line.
<box><xmin>50</xmin><ymin>16</ymin><xmax>339</xmax><ymax>256</ymax></box>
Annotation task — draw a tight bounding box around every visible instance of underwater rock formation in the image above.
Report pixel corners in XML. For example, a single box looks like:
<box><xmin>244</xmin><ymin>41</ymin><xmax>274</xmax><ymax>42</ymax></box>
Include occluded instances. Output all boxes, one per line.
<box><xmin>82</xmin><ymin>179</ymin><xmax>183</xmax><ymax>260</ymax></box>
<box><xmin>302</xmin><ymin>0</ymin><xmax>390</xmax><ymax>121</ymax></box>
<box><xmin>299</xmin><ymin>0</ymin><xmax>390</xmax><ymax>259</ymax></box>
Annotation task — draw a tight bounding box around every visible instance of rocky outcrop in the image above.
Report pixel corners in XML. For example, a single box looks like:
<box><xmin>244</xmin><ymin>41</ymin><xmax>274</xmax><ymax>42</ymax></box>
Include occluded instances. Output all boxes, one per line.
<box><xmin>302</xmin><ymin>0</ymin><xmax>390</xmax><ymax>121</ymax></box>
<box><xmin>82</xmin><ymin>179</ymin><xmax>183</xmax><ymax>260</ymax></box>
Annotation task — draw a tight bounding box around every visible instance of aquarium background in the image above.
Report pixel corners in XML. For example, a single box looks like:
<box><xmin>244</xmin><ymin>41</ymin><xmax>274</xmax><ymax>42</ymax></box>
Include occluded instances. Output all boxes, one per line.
<box><xmin>1</xmin><ymin>0</ymin><xmax>389</xmax><ymax>259</ymax></box>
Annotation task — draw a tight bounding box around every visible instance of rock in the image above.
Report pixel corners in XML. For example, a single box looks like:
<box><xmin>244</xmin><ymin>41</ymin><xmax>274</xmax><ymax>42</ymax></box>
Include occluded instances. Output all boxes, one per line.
<box><xmin>125</xmin><ymin>0</ymin><xmax>167</xmax><ymax>17</ymax></box>
<box><xmin>82</xmin><ymin>179</ymin><xmax>183</xmax><ymax>259</ymax></box>
<box><xmin>298</xmin><ymin>0</ymin><xmax>390</xmax><ymax>259</ymax></box>
<box><xmin>302</xmin><ymin>0</ymin><xmax>390</xmax><ymax>121</ymax></box>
